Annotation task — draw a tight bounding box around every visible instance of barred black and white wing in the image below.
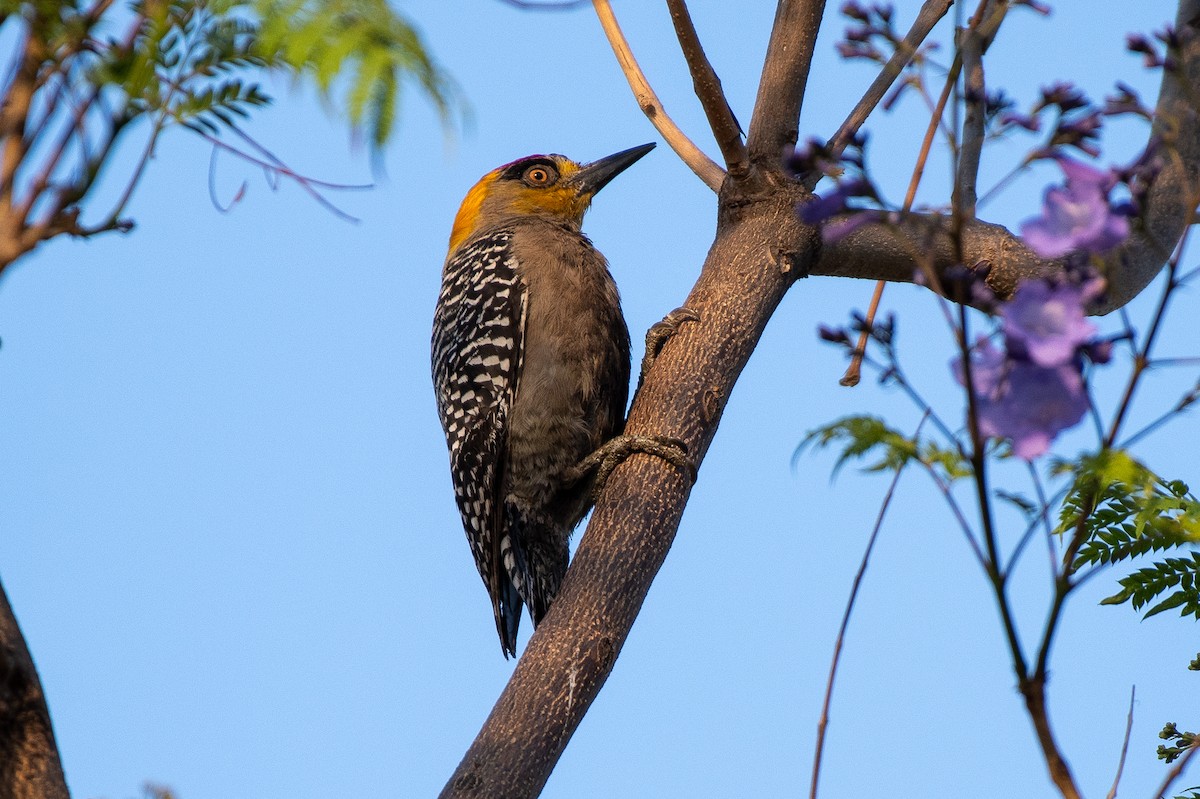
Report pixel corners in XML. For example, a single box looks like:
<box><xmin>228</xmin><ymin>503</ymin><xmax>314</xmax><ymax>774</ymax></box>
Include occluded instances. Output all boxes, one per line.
<box><xmin>431</xmin><ymin>229</ymin><xmax>527</xmax><ymax>656</ymax></box>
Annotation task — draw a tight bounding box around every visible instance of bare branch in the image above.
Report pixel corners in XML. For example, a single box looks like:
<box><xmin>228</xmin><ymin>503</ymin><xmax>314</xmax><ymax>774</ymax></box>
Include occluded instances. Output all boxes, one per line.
<box><xmin>0</xmin><ymin>579</ymin><xmax>70</xmax><ymax>799</ymax></box>
<box><xmin>1020</xmin><ymin>675</ymin><xmax>1083</xmax><ymax>799</ymax></box>
<box><xmin>746</xmin><ymin>0</ymin><xmax>829</xmax><ymax>164</ymax></box>
<box><xmin>955</xmin><ymin>29</ymin><xmax>985</xmax><ymax>216</ymax></box>
<box><xmin>665</xmin><ymin>0</ymin><xmax>750</xmax><ymax>178</ymax></box>
<box><xmin>954</xmin><ymin>0</ymin><xmax>1009</xmax><ymax>218</ymax></box>
<box><xmin>592</xmin><ymin>0</ymin><xmax>724</xmax><ymax>191</ymax></box>
<box><xmin>1104</xmin><ymin>686</ymin><xmax>1135</xmax><ymax>799</ymax></box>
<box><xmin>817</xmin><ymin>0</ymin><xmax>954</xmax><ymax>185</ymax></box>
<box><xmin>809</xmin><ymin>424</ymin><xmax>916</xmax><ymax>799</ymax></box>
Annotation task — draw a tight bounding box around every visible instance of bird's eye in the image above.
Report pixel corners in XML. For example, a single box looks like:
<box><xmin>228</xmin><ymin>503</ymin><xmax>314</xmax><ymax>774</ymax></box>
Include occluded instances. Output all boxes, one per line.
<box><xmin>523</xmin><ymin>165</ymin><xmax>555</xmax><ymax>186</ymax></box>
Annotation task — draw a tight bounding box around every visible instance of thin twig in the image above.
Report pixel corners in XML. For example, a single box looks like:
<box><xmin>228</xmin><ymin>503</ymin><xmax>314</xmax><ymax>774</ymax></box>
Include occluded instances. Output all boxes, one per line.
<box><xmin>1152</xmin><ymin>740</ymin><xmax>1200</xmax><ymax>799</ymax></box>
<box><xmin>814</xmin><ymin>0</ymin><xmax>955</xmax><ymax>189</ymax></box>
<box><xmin>1025</xmin><ymin>460</ymin><xmax>1060</xmax><ymax>579</ymax></box>
<box><xmin>1105</xmin><ymin>685</ymin><xmax>1136</xmax><ymax>799</ymax></box>
<box><xmin>809</xmin><ymin>413</ymin><xmax>924</xmax><ymax>799</ymax></box>
<box><xmin>665</xmin><ymin>0</ymin><xmax>749</xmax><ymax>178</ymax></box>
<box><xmin>840</xmin><ymin>49</ymin><xmax>961</xmax><ymax>386</ymax></box>
<box><xmin>1106</xmin><ymin>219</ymin><xmax>1196</xmax><ymax>448</ymax></box>
<box><xmin>921</xmin><ymin>461</ymin><xmax>987</xmax><ymax>568</ymax></box>
<box><xmin>14</xmin><ymin>81</ymin><xmax>102</xmax><ymax>222</ymax></box>
<box><xmin>838</xmin><ymin>279</ymin><xmax>884</xmax><ymax>386</ymax></box>
<box><xmin>198</xmin><ymin>129</ymin><xmax>369</xmax><ymax>223</ymax></box>
<box><xmin>592</xmin><ymin>0</ymin><xmax>724</xmax><ymax>191</ymax></box>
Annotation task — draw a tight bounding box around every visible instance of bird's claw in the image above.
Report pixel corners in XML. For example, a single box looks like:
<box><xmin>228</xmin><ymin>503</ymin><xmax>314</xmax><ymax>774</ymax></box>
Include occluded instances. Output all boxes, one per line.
<box><xmin>638</xmin><ymin>307</ymin><xmax>700</xmax><ymax>389</ymax></box>
<box><xmin>570</xmin><ymin>434</ymin><xmax>696</xmax><ymax>501</ymax></box>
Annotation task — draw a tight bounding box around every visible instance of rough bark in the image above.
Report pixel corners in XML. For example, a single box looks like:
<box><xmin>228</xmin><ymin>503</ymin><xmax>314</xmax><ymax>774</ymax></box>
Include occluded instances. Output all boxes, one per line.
<box><xmin>442</xmin><ymin>1</ymin><xmax>1200</xmax><ymax>796</ymax></box>
<box><xmin>0</xmin><ymin>581</ymin><xmax>70</xmax><ymax>799</ymax></box>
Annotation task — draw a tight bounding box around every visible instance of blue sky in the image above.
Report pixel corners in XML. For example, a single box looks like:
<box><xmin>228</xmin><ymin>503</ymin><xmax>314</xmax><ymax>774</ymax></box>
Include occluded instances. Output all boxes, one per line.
<box><xmin>1</xmin><ymin>1</ymin><xmax>1196</xmax><ymax>797</ymax></box>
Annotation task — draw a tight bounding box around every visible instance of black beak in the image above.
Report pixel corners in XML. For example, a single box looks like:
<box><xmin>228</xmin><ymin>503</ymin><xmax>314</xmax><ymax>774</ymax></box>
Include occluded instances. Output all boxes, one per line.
<box><xmin>570</xmin><ymin>142</ymin><xmax>656</xmax><ymax>196</ymax></box>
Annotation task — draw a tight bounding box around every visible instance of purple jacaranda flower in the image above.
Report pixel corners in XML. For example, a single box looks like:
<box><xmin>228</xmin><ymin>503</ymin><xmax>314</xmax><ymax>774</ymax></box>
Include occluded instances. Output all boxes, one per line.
<box><xmin>1012</xmin><ymin>0</ymin><xmax>1050</xmax><ymax>14</ymax></box>
<box><xmin>1000</xmin><ymin>111</ymin><xmax>1041</xmax><ymax>132</ymax></box>
<box><xmin>801</xmin><ymin>178</ymin><xmax>873</xmax><ymax>224</ymax></box>
<box><xmin>953</xmin><ymin>336</ymin><xmax>1007</xmax><ymax>397</ymax></box>
<box><xmin>1001</xmin><ymin>278</ymin><xmax>1104</xmax><ymax>367</ymax></box>
<box><xmin>1083</xmin><ymin>338</ymin><xmax>1115</xmax><ymax>365</ymax></box>
<box><xmin>982</xmin><ymin>360</ymin><xmax>1089</xmax><ymax>460</ymax></box>
<box><xmin>1019</xmin><ymin>158</ymin><xmax>1130</xmax><ymax>258</ymax></box>
<box><xmin>954</xmin><ymin>337</ymin><xmax>1089</xmax><ymax>461</ymax></box>
<box><xmin>785</xmin><ymin>135</ymin><xmax>865</xmax><ymax>180</ymax></box>
<box><xmin>1038</xmin><ymin>82</ymin><xmax>1089</xmax><ymax>114</ymax></box>
<box><xmin>1103</xmin><ymin>83</ymin><xmax>1151</xmax><ymax>119</ymax></box>
<box><xmin>1051</xmin><ymin>109</ymin><xmax>1103</xmax><ymax>158</ymax></box>
<box><xmin>801</xmin><ymin>176</ymin><xmax>884</xmax><ymax>243</ymax></box>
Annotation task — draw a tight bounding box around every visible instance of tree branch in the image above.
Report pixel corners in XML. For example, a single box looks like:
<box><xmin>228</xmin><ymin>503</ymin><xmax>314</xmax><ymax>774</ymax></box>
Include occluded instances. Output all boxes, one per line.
<box><xmin>592</xmin><ymin>0</ymin><xmax>725</xmax><ymax>191</ymax></box>
<box><xmin>804</xmin><ymin>0</ymin><xmax>1200</xmax><ymax>315</ymax></box>
<box><xmin>746</xmin><ymin>0</ymin><xmax>829</xmax><ymax>164</ymax></box>
<box><xmin>665</xmin><ymin>0</ymin><xmax>750</xmax><ymax>178</ymax></box>
<box><xmin>954</xmin><ymin>26</ymin><xmax>985</xmax><ymax>217</ymax></box>
<box><xmin>816</xmin><ymin>0</ymin><xmax>954</xmax><ymax>186</ymax></box>
<box><xmin>0</xmin><ymin>579</ymin><xmax>70</xmax><ymax>799</ymax></box>
<box><xmin>954</xmin><ymin>0</ymin><xmax>1008</xmax><ymax>219</ymax></box>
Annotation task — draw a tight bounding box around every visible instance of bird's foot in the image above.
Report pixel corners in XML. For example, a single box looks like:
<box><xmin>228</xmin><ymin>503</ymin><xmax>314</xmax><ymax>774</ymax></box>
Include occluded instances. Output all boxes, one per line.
<box><xmin>569</xmin><ymin>434</ymin><xmax>696</xmax><ymax>502</ymax></box>
<box><xmin>638</xmin><ymin>306</ymin><xmax>700</xmax><ymax>389</ymax></box>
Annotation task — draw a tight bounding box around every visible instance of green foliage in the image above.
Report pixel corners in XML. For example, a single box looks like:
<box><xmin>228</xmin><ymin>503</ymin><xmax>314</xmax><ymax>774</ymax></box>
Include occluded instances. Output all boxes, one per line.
<box><xmin>1101</xmin><ymin>551</ymin><xmax>1200</xmax><ymax>619</ymax></box>
<box><xmin>797</xmin><ymin>415</ymin><xmax>970</xmax><ymax>481</ymax></box>
<box><xmin>1066</xmin><ymin>451</ymin><xmax>1200</xmax><ymax>568</ymax></box>
<box><xmin>1158</xmin><ymin>722</ymin><xmax>1198</xmax><ymax>765</ymax></box>
<box><xmin>253</xmin><ymin>0</ymin><xmax>456</xmax><ymax>146</ymax></box>
<box><xmin>1054</xmin><ymin>450</ymin><xmax>1200</xmax><ymax>619</ymax></box>
<box><xmin>0</xmin><ymin>0</ymin><xmax>456</xmax><ymax>256</ymax></box>
<box><xmin>19</xmin><ymin>0</ymin><xmax>453</xmax><ymax>148</ymax></box>
<box><xmin>85</xmin><ymin>1</ymin><xmax>270</xmax><ymax>134</ymax></box>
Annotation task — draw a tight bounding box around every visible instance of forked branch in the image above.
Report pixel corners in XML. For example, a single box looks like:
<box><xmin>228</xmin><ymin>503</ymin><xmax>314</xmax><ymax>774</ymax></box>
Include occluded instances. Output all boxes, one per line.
<box><xmin>592</xmin><ymin>0</ymin><xmax>725</xmax><ymax>191</ymax></box>
<box><xmin>817</xmin><ymin>0</ymin><xmax>954</xmax><ymax>182</ymax></box>
<box><xmin>665</xmin><ymin>0</ymin><xmax>750</xmax><ymax>178</ymax></box>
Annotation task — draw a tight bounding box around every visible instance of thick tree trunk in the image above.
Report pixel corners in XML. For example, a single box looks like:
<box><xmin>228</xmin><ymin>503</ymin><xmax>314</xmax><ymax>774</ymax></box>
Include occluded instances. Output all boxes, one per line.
<box><xmin>0</xmin><ymin>581</ymin><xmax>70</xmax><ymax>799</ymax></box>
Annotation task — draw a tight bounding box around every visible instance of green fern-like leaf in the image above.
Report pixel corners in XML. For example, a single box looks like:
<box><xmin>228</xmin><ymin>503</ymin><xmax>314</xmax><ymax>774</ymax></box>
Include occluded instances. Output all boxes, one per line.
<box><xmin>251</xmin><ymin>0</ymin><xmax>458</xmax><ymax>146</ymax></box>
<box><xmin>1101</xmin><ymin>552</ymin><xmax>1200</xmax><ymax>620</ymax></box>
<box><xmin>1063</xmin><ymin>450</ymin><xmax>1200</xmax><ymax>570</ymax></box>
<box><xmin>797</xmin><ymin>416</ymin><xmax>915</xmax><ymax>477</ymax></box>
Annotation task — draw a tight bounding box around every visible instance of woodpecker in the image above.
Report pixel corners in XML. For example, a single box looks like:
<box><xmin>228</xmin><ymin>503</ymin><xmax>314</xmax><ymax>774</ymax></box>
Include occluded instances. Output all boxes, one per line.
<box><xmin>432</xmin><ymin>143</ymin><xmax>656</xmax><ymax>657</ymax></box>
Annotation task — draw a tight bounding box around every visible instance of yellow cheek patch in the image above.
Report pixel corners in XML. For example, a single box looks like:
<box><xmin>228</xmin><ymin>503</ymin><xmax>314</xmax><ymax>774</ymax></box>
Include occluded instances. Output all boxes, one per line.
<box><xmin>448</xmin><ymin>171</ymin><xmax>497</xmax><ymax>253</ymax></box>
<box><xmin>511</xmin><ymin>184</ymin><xmax>590</xmax><ymax>223</ymax></box>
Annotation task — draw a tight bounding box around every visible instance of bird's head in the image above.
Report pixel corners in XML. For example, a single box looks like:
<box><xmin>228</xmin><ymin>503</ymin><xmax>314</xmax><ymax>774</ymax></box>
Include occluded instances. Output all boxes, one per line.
<box><xmin>448</xmin><ymin>143</ymin><xmax>655</xmax><ymax>252</ymax></box>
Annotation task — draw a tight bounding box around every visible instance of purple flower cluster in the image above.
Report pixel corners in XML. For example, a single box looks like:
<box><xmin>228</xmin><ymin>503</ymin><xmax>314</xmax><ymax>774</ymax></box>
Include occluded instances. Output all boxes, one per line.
<box><xmin>954</xmin><ymin>275</ymin><xmax>1109</xmax><ymax>460</ymax></box>
<box><xmin>1126</xmin><ymin>25</ymin><xmax>1194</xmax><ymax>71</ymax></box>
<box><xmin>1019</xmin><ymin>158</ymin><xmax>1130</xmax><ymax>258</ymax></box>
<box><xmin>836</xmin><ymin>2</ymin><xmax>897</xmax><ymax>63</ymax></box>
